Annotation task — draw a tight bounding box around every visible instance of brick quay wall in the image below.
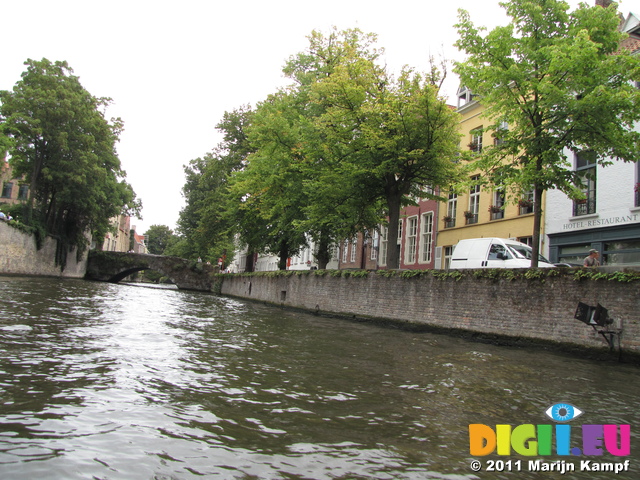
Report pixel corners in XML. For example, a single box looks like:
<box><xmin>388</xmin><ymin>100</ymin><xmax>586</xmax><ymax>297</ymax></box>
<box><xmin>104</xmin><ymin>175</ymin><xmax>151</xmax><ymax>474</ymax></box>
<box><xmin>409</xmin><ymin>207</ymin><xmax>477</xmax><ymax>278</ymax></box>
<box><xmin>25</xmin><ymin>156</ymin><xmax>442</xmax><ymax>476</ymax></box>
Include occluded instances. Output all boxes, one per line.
<box><xmin>218</xmin><ymin>270</ymin><xmax>640</xmax><ymax>360</ymax></box>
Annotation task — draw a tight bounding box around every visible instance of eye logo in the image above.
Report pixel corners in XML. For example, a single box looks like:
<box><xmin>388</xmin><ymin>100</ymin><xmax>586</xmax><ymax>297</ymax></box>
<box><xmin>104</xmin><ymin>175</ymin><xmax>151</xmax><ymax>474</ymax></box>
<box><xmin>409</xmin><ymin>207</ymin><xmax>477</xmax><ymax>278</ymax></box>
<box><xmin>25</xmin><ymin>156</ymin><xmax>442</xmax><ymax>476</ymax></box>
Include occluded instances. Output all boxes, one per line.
<box><xmin>545</xmin><ymin>403</ymin><xmax>583</xmax><ymax>422</ymax></box>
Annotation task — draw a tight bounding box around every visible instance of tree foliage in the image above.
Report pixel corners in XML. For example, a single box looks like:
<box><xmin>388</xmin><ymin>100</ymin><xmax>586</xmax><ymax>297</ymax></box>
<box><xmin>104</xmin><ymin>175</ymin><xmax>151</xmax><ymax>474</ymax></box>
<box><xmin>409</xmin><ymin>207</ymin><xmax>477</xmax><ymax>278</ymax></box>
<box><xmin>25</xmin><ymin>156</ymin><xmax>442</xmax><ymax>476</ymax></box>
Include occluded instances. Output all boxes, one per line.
<box><xmin>227</xmin><ymin>28</ymin><xmax>461</xmax><ymax>270</ymax></box>
<box><xmin>177</xmin><ymin>106</ymin><xmax>254</xmax><ymax>263</ymax></box>
<box><xmin>455</xmin><ymin>0</ymin><xmax>640</xmax><ymax>265</ymax></box>
<box><xmin>306</xmin><ymin>30</ymin><xmax>461</xmax><ymax>268</ymax></box>
<box><xmin>144</xmin><ymin>224</ymin><xmax>177</xmax><ymax>255</ymax></box>
<box><xmin>0</xmin><ymin>58</ymin><xmax>141</xmax><ymax>266</ymax></box>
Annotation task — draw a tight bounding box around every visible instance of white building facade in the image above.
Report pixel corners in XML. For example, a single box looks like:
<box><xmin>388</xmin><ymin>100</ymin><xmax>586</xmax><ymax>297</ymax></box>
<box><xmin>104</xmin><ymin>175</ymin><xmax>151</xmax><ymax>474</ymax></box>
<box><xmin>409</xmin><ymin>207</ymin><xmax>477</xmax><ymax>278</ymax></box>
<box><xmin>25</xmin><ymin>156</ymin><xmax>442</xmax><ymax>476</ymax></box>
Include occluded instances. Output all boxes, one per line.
<box><xmin>544</xmin><ymin>12</ymin><xmax>640</xmax><ymax>267</ymax></box>
<box><xmin>545</xmin><ymin>157</ymin><xmax>640</xmax><ymax>266</ymax></box>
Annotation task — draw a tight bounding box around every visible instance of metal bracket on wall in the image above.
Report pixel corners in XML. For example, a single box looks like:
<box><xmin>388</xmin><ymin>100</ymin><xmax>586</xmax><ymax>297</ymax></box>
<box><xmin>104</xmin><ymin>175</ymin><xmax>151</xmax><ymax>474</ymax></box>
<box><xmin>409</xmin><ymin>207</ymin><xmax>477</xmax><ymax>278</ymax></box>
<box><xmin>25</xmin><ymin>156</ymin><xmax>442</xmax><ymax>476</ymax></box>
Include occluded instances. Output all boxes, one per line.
<box><xmin>574</xmin><ymin>302</ymin><xmax>623</xmax><ymax>354</ymax></box>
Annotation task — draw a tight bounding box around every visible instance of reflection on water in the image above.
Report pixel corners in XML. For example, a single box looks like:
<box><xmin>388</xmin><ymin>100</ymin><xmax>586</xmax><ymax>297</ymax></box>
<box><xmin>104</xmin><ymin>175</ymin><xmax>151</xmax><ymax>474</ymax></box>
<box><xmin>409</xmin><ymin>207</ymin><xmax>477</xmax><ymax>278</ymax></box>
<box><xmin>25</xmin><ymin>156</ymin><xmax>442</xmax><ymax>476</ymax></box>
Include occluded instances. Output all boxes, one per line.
<box><xmin>0</xmin><ymin>276</ymin><xmax>638</xmax><ymax>479</ymax></box>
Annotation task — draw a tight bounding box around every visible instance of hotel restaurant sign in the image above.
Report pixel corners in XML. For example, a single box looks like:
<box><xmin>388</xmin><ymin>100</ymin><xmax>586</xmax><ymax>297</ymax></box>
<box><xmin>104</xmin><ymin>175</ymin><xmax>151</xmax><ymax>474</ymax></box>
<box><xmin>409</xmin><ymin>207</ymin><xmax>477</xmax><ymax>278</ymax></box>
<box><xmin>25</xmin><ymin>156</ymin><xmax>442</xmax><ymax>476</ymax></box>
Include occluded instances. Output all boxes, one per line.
<box><xmin>563</xmin><ymin>212</ymin><xmax>640</xmax><ymax>231</ymax></box>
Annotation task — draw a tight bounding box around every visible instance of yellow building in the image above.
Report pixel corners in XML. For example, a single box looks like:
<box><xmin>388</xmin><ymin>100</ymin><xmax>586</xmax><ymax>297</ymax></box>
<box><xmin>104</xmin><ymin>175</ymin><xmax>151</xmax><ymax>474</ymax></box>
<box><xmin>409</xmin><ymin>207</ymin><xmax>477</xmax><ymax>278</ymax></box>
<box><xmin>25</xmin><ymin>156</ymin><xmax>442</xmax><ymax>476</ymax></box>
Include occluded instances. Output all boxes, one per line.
<box><xmin>435</xmin><ymin>86</ymin><xmax>541</xmax><ymax>269</ymax></box>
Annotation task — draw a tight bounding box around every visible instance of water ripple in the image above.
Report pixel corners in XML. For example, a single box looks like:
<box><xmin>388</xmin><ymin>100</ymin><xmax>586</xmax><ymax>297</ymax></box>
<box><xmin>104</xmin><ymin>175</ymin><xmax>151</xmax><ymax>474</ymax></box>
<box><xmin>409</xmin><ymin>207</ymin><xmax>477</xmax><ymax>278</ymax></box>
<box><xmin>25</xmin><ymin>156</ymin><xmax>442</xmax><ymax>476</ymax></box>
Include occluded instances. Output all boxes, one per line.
<box><xmin>0</xmin><ymin>276</ymin><xmax>638</xmax><ymax>479</ymax></box>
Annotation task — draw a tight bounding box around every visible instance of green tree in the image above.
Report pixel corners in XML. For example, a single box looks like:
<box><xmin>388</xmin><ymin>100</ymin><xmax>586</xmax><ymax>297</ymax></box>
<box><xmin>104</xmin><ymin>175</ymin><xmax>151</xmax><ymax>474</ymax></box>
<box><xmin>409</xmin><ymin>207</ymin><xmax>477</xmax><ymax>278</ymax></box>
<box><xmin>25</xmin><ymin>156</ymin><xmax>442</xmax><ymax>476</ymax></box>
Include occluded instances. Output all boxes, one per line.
<box><xmin>144</xmin><ymin>224</ymin><xmax>177</xmax><ymax>255</ymax></box>
<box><xmin>455</xmin><ymin>0</ymin><xmax>640</xmax><ymax>266</ymax></box>
<box><xmin>228</xmin><ymin>92</ymin><xmax>309</xmax><ymax>270</ymax></box>
<box><xmin>0</xmin><ymin>58</ymin><xmax>141</xmax><ymax>265</ymax></box>
<box><xmin>280</xmin><ymin>28</ymin><xmax>388</xmax><ymax>268</ymax></box>
<box><xmin>310</xmin><ymin>39</ymin><xmax>462</xmax><ymax>269</ymax></box>
<box><xmin>177</xmin><ymin>106</ymin><xmax>254</xmax><ymax>264</ymax></box>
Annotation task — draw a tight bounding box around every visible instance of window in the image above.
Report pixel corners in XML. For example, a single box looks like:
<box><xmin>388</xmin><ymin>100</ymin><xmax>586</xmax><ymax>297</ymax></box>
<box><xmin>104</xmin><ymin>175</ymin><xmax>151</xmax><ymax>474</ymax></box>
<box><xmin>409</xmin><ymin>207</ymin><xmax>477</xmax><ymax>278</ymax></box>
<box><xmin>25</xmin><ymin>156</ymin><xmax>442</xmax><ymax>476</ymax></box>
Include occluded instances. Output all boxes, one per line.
<box><xmin>604</xmin><ymin>240</ymin><xmax>640</xmax><ymax>266</ymax></box>
<box><xmin>494</xmin><ymin>120</ymin><xmax>508</xmax><ymax>146</ymax></box>
<box><xmin>342</xmin><ymin>240</ymin><xmax>349</xmax><ymax>263</ymax></box>
<box><xmin>574</xmin><ymin>151</ymin><xmax>596</xmax><ymax>216</ymax></box>
<box><xmin>444</xmin><ymin>246</ymin><xmax>454</xmax><ymax>270</ymax></box>
<box><xmin>457</xmin><ymin>85</ymin><xmax>475</xmax><ymax>108</ymax></box>
<box><xmin>488</xmin><ymin>243</ymin><xmax>511</xmax><ymax>260</ymax></box>
<box><xmin>350</xmin><ymin>237</ymin><xmax>357</xmax><ymax>263</ymax></box>
<box><xmin>405</xmin><ymin>216</ymin><xmax>418</xmax><ymax>264</ymax></box>
<box><xmin>1</xmin><ymin>182</ymin><xmax>13</xmax><ymax>198</ymax></box>
<box><xmin>422</xmin><ymin>185</ymin><xmax>435</xmax><ymax>199</ymax></box>
<box><xmin>636</xmin><ymin>162</ymin><xmax>640</xmax><ymax>207</ymax></box>
<box><xmin>370</xmin><ymin>231</ymin><xmax>379</xmax><ymax>261</ymax></box>
<box><xmin>18</xmin><ymin>184</ymin><xmax>29</xmax><ymax>200</ymax></box>
<box><xmin>420</xmin><ymin>212</ymin><xmax>433</xmax><ymax>263</ymax></box>
<box><xmin>518</xmin><ymin>237</ymin><xmax>533</xmax><ymax>247</ymax></box>
<box><xmin>467</xmin><ymin>176</ymin><xmax>480</xmax><ymax>225</ymax></box>
<box><xmin>445</xmin><ymin>193</ymin><xmax>457</xmax><ymax>228</ymax></box>
<box><xmin>330</xmin><ymin>244</ymin><xmax>339</xmax><ymax>261</ymax></box>
<box><xmin>379</xmin><ymin>226</ymin><xmax>388</xmax><ymax>266</ymax></box>
<box><xmin>519</xmin><ymin>190</ymin><xmax>534</xmax><ymax>215</ymax></box>
<box><xmin>469</xmin><ymin>128</ymin><xmax>483</xmax><ymax>153</ymax></box>
<box><xmin>490</xmin><ymin>190</ymin><xmax>505</xmax><ymax>220</ymax></box>
<box><xmin>558</xmin><ymin>244</ymin><xmax>593</xmax><ymax>266</ymax></box>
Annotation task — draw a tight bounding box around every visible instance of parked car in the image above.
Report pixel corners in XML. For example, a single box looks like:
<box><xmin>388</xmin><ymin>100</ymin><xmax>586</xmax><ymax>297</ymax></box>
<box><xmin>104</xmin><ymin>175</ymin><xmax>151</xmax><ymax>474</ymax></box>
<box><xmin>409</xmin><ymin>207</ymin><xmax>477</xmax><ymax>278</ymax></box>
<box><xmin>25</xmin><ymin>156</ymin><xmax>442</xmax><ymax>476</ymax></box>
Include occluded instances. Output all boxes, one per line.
<box><xmin>449</xmin><ymin>238</ymin><xmax>555</xmax><ymax>269</ymax></box>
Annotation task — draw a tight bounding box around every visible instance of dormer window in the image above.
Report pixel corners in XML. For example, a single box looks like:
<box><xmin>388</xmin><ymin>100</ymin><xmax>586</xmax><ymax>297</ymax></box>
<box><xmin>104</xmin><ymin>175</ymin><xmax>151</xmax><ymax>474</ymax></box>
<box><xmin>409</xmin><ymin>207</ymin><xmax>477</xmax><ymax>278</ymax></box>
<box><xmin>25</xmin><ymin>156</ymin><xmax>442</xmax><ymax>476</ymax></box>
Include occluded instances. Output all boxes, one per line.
<box><xmin>457</xmin><ymin>85</ymin><xmax>476</xmax><ymax>108</ymax></box>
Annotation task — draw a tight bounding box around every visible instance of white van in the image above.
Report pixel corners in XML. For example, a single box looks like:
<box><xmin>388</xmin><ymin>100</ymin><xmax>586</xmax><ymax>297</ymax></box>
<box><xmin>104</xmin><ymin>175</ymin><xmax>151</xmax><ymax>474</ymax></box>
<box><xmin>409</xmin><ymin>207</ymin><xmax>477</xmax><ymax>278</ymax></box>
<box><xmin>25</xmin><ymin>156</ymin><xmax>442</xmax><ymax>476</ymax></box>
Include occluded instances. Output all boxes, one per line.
<box><xmin>449</xmin><ymin>238</ymin><xmax>555</xmax><ymax>269</ymax></box>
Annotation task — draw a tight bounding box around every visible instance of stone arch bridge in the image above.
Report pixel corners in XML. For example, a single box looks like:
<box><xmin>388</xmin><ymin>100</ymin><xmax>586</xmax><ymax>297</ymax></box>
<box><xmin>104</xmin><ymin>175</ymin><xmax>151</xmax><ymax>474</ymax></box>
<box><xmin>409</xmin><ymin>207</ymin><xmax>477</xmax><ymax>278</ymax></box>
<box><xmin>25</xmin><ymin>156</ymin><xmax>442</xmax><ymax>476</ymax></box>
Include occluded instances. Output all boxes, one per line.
<box><xmin>86</xmin><ymin>251</ymin><xmax>214</xmax><ymax>291</ymax></box>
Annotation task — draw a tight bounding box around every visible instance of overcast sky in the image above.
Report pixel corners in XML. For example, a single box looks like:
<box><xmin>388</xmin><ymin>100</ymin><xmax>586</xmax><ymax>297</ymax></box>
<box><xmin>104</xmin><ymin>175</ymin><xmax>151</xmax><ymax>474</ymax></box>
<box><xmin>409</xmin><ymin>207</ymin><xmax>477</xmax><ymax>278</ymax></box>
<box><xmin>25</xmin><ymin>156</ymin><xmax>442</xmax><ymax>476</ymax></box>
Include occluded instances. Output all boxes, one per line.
<box><xmin>2</xmin><ymin>0</ymin><xmax>589</xmax><ymax>235</ymax></box>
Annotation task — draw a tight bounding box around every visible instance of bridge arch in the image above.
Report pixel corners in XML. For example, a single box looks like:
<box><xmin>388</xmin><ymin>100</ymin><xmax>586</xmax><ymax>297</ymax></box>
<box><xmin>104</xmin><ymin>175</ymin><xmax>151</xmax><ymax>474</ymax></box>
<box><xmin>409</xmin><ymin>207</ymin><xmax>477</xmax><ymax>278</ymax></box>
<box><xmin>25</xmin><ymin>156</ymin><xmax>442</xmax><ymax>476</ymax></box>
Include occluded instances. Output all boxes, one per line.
<box><xmin>86</xmin><ymin>251</ymin><xmax>214</xmax><ymax>291</ymax></box>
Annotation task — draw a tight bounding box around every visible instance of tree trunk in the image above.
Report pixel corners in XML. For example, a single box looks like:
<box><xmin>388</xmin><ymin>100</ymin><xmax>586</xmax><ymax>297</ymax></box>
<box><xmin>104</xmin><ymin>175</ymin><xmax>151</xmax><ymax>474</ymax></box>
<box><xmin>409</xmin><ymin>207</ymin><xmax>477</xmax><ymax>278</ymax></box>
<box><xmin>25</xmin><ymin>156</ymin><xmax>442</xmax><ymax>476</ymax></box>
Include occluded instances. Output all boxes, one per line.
<box><xmin>315</xmin><ymin>231</ymin><xmax>331</xmax><ymax>270</ymax></box>
<box><xmin>277</xmin><ymin>239</ymin><xmax>289</xmax><ymax>271</ymax></box>
<box><xmin>385</xmin><ymin>194</ymin><xmax>402</xmax><ymax>269</ymax></box>
<box><xmin>245</xmin><ymin>248</ymin><xmax>256</xmax><ymax>273</ymax></box>
<box><xmin>530</xmin><ymin>183</ymin><xmax>544</xmax><ymax>268</ymax></box>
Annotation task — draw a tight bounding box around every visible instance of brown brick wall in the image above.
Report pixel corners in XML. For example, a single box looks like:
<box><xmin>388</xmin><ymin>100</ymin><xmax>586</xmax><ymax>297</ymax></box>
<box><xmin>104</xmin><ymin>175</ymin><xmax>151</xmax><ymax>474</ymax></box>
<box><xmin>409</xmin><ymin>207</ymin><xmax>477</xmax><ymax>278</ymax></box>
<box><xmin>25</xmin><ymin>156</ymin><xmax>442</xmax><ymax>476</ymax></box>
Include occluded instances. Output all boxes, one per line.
<box><xmin>220</xmin><ymin>272</ymin><xmax>640</xmax><ymax>356</ymax></box>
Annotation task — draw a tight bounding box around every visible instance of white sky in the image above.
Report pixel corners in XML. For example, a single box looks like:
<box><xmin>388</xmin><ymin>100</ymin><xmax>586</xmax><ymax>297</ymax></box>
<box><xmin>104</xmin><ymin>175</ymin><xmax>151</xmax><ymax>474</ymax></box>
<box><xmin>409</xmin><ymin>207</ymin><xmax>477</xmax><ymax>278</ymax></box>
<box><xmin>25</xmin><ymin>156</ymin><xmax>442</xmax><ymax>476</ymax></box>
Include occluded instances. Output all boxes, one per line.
<box><xmin>2</xmin><ymin>0</ymin><xmax>588</xmax><ymax>235</ymax></box>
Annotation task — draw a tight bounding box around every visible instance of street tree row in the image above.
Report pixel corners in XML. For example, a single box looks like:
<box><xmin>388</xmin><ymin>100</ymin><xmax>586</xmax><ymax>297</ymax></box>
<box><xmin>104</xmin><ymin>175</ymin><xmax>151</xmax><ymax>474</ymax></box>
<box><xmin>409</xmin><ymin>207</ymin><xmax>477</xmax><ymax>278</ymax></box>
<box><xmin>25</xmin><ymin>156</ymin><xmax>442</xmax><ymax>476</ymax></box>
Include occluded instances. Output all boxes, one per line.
<box><xmin>178</xmin><ymin>0</ymin><xmax>640</xmax><ymax>270</ymax></box>
<box><xmin>179</xmin><ymin>28</ymin><xmax>462</xmax><ymax>270</ymax></box>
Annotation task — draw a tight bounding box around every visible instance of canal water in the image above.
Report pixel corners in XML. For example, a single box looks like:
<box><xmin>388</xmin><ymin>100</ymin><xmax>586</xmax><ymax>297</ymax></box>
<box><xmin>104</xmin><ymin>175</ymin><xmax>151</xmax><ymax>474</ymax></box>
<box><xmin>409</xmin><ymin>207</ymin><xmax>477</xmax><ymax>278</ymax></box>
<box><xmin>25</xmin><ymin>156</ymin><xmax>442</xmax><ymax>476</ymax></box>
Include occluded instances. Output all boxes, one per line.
<box><xmin>0</xmin><ymin>276</ymin><xmax>638</xmax><ymax>480</ymax></box>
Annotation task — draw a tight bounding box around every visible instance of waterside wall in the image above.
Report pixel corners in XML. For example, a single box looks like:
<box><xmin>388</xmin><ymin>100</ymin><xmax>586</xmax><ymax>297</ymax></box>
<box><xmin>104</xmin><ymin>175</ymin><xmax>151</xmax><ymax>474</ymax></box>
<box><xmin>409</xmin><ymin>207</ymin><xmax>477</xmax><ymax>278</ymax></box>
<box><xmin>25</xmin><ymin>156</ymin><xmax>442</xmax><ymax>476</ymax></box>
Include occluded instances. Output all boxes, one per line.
<box><xmin>219</xmin><ymin>271</ymin><xmax>640</xmax><ymax>358</ymax></box>
<box><xmin>0</xmin><ymin>221</ymin><xmax>87</xmax><ymax>278</ymax></box>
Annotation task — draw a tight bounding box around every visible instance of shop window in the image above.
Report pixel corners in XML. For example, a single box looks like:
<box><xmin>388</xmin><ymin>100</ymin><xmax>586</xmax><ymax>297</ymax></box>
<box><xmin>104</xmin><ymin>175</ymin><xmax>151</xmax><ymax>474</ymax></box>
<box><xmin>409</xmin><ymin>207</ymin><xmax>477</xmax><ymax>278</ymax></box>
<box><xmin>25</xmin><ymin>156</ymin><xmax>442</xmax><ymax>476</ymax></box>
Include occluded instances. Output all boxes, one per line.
<box><xmin>604</xmin><ymin>240</ymin><xmax>640</xmax><ymax>266</ymax></box>
<box><xmin>557</xmin><ymin>244</ymin><xmax>592</xmax><ymax>266</ymax></box>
